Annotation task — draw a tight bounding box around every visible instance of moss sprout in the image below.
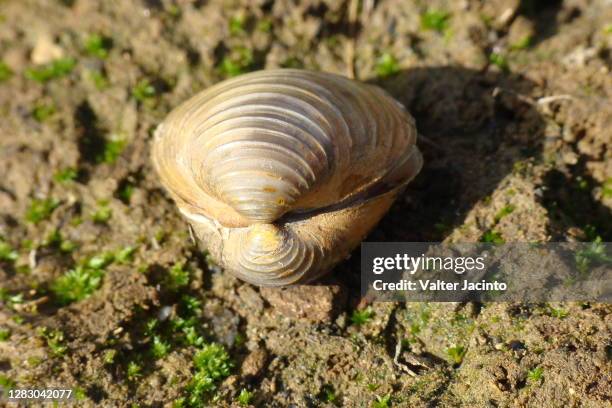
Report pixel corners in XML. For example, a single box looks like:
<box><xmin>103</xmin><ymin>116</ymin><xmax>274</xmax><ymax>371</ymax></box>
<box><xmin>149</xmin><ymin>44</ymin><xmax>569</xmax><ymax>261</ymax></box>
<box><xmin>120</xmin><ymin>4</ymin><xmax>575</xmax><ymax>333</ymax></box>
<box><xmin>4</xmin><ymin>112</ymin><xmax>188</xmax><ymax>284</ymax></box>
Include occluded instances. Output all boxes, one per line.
<box><xmin>25</xmin><ymin>58</ymin><xmax>76</xmax><ymax>83</ymax></box>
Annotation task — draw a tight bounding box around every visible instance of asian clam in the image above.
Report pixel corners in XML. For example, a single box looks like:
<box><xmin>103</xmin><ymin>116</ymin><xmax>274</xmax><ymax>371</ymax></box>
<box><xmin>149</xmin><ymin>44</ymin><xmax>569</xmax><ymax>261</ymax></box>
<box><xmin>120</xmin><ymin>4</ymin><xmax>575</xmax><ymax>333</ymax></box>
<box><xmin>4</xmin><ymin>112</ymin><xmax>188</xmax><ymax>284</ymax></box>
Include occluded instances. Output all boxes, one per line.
<box><xmin>152</xmin><ymin>69</ymin><xmax>422</xmax><ymax>286</ymax></box>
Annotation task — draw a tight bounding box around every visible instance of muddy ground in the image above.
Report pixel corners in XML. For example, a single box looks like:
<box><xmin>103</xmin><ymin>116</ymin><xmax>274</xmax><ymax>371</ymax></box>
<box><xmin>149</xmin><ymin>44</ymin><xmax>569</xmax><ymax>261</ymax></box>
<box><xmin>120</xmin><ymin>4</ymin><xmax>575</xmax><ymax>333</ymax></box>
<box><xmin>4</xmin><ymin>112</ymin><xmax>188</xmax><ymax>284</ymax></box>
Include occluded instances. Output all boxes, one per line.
<box><xmin>0</xmin><ymin>0</ymin><xmax>611</xmax><ymax>407</ymax></box>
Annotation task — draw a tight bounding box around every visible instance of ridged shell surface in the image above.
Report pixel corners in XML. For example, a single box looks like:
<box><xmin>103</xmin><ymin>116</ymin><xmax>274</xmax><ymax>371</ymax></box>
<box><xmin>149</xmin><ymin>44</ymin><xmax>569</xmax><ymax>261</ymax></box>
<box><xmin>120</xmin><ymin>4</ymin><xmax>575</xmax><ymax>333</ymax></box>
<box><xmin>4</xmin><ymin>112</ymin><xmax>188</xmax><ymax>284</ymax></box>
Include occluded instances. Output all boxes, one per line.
<box><xmin>152</xmin><ymin>69</ymin><xmax>422</xmax><ymax>286</ymax></box>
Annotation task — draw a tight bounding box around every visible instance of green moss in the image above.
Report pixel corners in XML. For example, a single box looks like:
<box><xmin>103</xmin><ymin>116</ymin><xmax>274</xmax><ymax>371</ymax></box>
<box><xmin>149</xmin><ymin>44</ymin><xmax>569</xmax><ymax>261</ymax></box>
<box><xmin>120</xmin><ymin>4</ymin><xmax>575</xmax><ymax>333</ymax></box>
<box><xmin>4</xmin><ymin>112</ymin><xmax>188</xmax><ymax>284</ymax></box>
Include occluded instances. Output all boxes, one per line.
<box><xmin>32</xmin><ymin>102</ymin><xmax>56</xmax><ymax>122</ymax></box>
<box><xmin>27</xmin><ymin>356</ymin><xmax>42</xmax><ymax>367</ymax></box>
<box><xmin>0</xmin><ymin>328</ymin><xmax>10</xmax><ymax>341</ymax></box>
<box><xmin>319</xmin><ymin>384</ymin><xmax>338</xmax><ymax>404</ymax></box>
<box><xmin>527</xmin><ymin>366</ymin><xmax>544</xmax><ymax>383</ymax></box>
<box><xmin>494</xmin><ymin>205</ymin><xmax>515</xmax><ymax>222</ymax></box>
<box><xmin>117</xmin><ymin>182</ymin><xmax>135</xmax><ymax>202</ymax></box>
<box><xmin>84</xmin><ymin>34</ymin><xmax>112</xmax><ymax>59</ymax></box>
<box><xmin>0</xmin><ymin>374</ymin><xmax>16</xmax><ymax>389</ymax></box>
<box><xmin>25</xmin><ymin>58</ymin><xmax>76</xmax><ymax>83</ymax></box>
<box><xmin>602</xmin><ymin>178</ymin><xmax>612</xmax><ymax>199</ymax></box>
<box><xmin>88</xmin><ymin>70</ymin><xmax>109</xmax><ymax>90</ymax></box>
<box><xmin>151</xmin><ymin>335</ymin><xmax>171</xmax><ymax>359</ymax></box>
<box><xmin>447</xmin><ymin>345</ymin><xmax>466</xmax><ymax>365</ymax></box>
<box><xmin>0</xmin><ymin>289</ymin><xmax>24</xmax><ymax>308</ymax></box>
<box><xmin>257</xmin><ymin>18</ymin><xmax>273</xmax><ymax>33</ymax></box>
<box><xmin>510</xmin><ymin>36</ymin><xmax>532</xmax><ymax>50</ymax></box>
<box><xmin>132</xmin><ymin>79</ymin><xmax>156</xmax><ymax>102</ymax></box>
<box><xmin>229</xmin><ymin>15</ymin><xmax>246</xmax><ymax>36</ymax></box>
<box><xmin>421</xmin><ymin>10</ymin><xmax>450</xmax><ymax>33</ymax></box>
<box><xmin>280</xmin><ymin>56</ymin><xmax>304</xmax><ymax>69</ymax></box>
<box><xmin>54</xmin><ymin>167</ymin><xmax>78</xmax><ymax>183</ymax></box>
<box><xmin>178</xmin><ymin>343</ymin><xmax>233</xmax><ymax>406</ymax></box>
<box><xmin>350</xmin><ymin>308</ymin><xmax>374</xmax><ymax>326</ymax></box>
<box><xmin>372</xmin><ymin>394</ymin><xmax>391</xmax><ymax>408</ymax></box>
<box><xmin>375</xmin><ymin>53</ymin><xmax>400</xmax><ymax>78</ymax></box>
<box><xmin>166</xmin><ymin>262</ymin><xmax>190</xmax><ymax>291</ymax></box>
<box><xmin>103</xmin><ymin>349</ymin><xmax>117</xmax><ymax>365</ymax></box>
<box><xmin>100</xmin><ymin>137</ymin><xmax>127</xmax><ymax>164</ymax></box>
<box><xmin>42</xmin><ymin>229</ymin><xmax>76</xmax><ymax>252</ymax></box>
<box><xmin>547</xmin><ymin>305</ymin><xmax>568</xmax><ymax>319</ymax></box>
<box><xmin>237</xmin><ymin>389</ymin><xmax>253</xmax><ymax>406</ymax></box>
<box><xmin>73</xmin><ymin>387</ymin><xmax>87</xmax><ymax>400</ymax></box>
<box><xmin>575</xmin><ymin>238</ymin><xmax>612</xmax><ymax>274</ymax></box>
<box><xmin>219</xmin><ymin>47</ymin><xmax>254</xmax><ymax>77</ymax></box>
<box><xmin>25</xmin><ymin>198</ymin><xmax>60</xmax><ymax>224</ymax></box>
<box><xmin>489</xmin><ymin>52</ymin><xmax>509</xmax><ymax>72</ymax></box>
<box><xmin>0</xmin><ymin>61</ymin><xmax>13</xmax><ymax>82</ymax></box>
<box><xmin>115</xmin><ymin>246</ymin><xmax>137</xmax><ymax>264</ymax></box>
<box><xmin>39</xmin><ymin>327</ymin><xmax>67</xmax><ymax>357</ymax></box>
<box><xmin>0</xmin><ymin>238</ymin><xmax>18</xmax><ymax>262</ymax></box>
<box><xmin>51</xmin><ymin>266</ymin><xmax>104</xmax><ymax>305</ymax></box>
<box><xmin>127</xmin><ymin>361</ymin><xmax>142</xmax><ymax>380</ymax></box>
<box><xmin>92</xmin><ymin>202</ymin><xmax>112</xmax><ymax>223</ymax></box>
<box><xmin>481</xmin><ymin>230</ymin><xmax>504</xmax><ymax>244</ymax></box>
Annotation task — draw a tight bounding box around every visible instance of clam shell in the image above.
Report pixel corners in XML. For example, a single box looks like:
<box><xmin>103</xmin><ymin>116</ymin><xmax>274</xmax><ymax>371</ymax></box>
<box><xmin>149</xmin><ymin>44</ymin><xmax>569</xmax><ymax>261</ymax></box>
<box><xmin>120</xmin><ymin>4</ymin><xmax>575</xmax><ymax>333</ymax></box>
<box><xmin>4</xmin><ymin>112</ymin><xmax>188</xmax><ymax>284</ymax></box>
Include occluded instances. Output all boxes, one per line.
<box><xmin>152</xmin><ymin>69</ymin><xmax>422</xmax><ymax>286</ymax></box>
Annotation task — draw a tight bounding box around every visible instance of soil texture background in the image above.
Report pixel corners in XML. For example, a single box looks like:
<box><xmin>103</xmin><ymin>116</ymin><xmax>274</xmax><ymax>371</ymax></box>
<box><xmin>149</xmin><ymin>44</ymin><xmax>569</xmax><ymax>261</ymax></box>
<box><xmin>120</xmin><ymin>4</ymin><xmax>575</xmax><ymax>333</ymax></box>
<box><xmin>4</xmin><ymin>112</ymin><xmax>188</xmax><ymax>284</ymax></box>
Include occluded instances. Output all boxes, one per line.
<box><xmin>0</xmin><ymin>0</ymin><xmax>611</xmax><ymax>407</ymax></box>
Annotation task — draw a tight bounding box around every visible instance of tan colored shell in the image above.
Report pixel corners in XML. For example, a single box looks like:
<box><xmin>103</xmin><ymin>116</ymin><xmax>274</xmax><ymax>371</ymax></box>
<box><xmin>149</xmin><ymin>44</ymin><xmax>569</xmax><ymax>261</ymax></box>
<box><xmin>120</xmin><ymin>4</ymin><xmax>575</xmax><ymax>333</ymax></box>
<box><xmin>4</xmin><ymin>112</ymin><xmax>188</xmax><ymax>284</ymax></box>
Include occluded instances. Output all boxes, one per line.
<box><xmin>152</xmin><ymin>69</ymin><xmax>422</xmax><ymax>286</ymax></box>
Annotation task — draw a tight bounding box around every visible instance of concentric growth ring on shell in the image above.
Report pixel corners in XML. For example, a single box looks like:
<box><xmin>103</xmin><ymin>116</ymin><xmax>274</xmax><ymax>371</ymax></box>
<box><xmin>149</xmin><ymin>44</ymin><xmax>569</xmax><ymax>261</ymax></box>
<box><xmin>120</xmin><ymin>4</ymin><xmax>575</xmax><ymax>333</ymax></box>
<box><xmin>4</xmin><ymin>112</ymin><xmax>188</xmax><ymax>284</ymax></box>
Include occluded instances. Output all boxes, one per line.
<box><xmin>228</xmin><ymin>224</ymin><xmax>322</xmax><ymax>286</ymax></box>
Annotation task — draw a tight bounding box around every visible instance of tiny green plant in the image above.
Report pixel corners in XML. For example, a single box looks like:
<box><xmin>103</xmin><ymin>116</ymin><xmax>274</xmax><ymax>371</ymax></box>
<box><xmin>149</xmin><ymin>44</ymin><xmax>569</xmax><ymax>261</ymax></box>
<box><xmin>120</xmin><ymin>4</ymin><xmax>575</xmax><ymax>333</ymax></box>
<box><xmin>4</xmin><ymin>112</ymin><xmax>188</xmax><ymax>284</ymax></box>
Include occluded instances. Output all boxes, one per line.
<box><xmin>193</xmin><ymin>343</ymin><xmax>232</xmax><ymax>379</ymax></box>
<box><xmin>151</xmin><ymin>335</ymin><xmax>171</xmax><ymax>359</ymax></box>
<box><xmin>602</xmin><ymin>178</ymin><xmax>612</xmax><ymax>199</ymax></box>
<box><xmin>481</xmin><ymin>230</ymin><xmax>504</xmax><ymax>244</ymax></box>
<box><xmin>575</xmin><ymin>238</ymin><xmax>612</xmax><ymax>274</ymax></box>
<box><xmin>54</xmin><ymin>167</ymin><xmax>78</xmax><ymax>183</ymax></box>
<box><xmin>92</xmin><ymin>202</ymin><xmax>112</xmax><ymax>223</ymax></box>
<box><xmin>372</xmin><ymin>394</ymin><xmax>391</xmax><ymax>408</ymax></box>
<box><xmin>182</xmin><ymin>343</ymin><xmax>233</xmax><ymax>405</ymax></box>
<box><xmin>42</xmin><ymin>229</ymin><xmax>76</xmax><ymax>252</ymax></box>
<box><xmin>320</xmin><ymin>384</ymin><xmax>338</xmax><ymax>404</ymax></box>
<box><xmin>0</xmin><ymin>374</ymin><xmax>16</xmax><ymax>389</ymax></box>
<box><xmin>219</xmin><ymin>47</ymin><xmax>254</xmax><ymax>77</ymax></box>
<box><xmin>0</xmin><ymin>328</ymin><xmax>11</xmax><ymax>341</ymax></box>
<box><xmin>25</xmin><ymin>57</ymin><xmax>76</xmax><ymax>83</ymax></box>
<box><xmin>25</xmin><ymin>198</ymin><xmax>60</xmax><ymax>224</ymax></box>
<box><xmin>167</xmin><ymin>262</ymin><xmax>190</xmax><ymax>291</ymax></box>
<box><xmin>421</xmin><ymin>10</ymin><xmax>450</xmax><ymax>33</ymax></box>
<box><xmin>117</xmin><ymin>182</ymin><xmax>135</xmax><ymax>202</ymax></box>
<box><xmin>0</xmin><ymin>238</ymin><xmax>18</xmax><ymax>262</ymax></box>
<box><xmin>32</xmin><ymin>102</ymin><xmax>56</xmax><ymax>122</ymax></box>
<box><xmin>51</xmin><ymin>266</ymin><xmax>105</xmax><ymax>305</ymax></box>
<box><xmin>257</xmin><ymin>18</ymin><xmax>272</xmax><ymax>33</ymax></box>
<box><xmin>527</xmin><ymin>366</ymin><xmax>544</xmax><ymax>383</ymax></box>
<box><xmin>84</xmin><ymin>34</ymin><xmax>112</xmax><ymax>58</ymax></box>
<box><xmin>350</xmin><ymin>308</ymin><xmax>374</xmax><ymax>325</ymax></box>
<box><xmin>88</xmin><ymin>70</ymin><xmax>109</xmax><ymax>90</ymax></box>
<box><xmin>132</xmin><ymin>79</ymin><xmax>156</xmax><ymax>102</ymax></box>
<box><xmin>97</xmin><ymin>136</ymin><xmax>127</xmax><ymax>164</ymax></box>
<box><xmin>0</xmin><ymin>61</ymin><xmax>13</xmax><ymax>82</ymax></box>
<box><xmin>547</xmin><ymin>305</ymin><xmax>568</xmax><ymax>319</ymax></box>
<box><xmin>229</xmin><ymin>15</ymin><xmax>246</xmax><ymax>36</ymax></box>
<box><xmin>73</xmin><ymin>387</ymin><xmax>87</xmax><ymax>400</ymax></box>
<box><xmin>495</xmin><ymin>204</ymin><xmax>515</xmax><ymax>222</ymax></box>
<box><xmin>115</xmin><ymin>246</ymin><xmax>137</xmax><ymax>264</ymax></box>
<box><xmin>103</xmin><ymin>349</ymin><xmax>117</xmax><ymax>365</ymax></box>
<box><xmin>0</xmin><ymin>289</ymin><xmax>24</xmax><ymax>308</ymax></box>
<box><xmin>375</xmin><ymin>53</ymin><xmax>400</xmax><ymax>78</ymax></box>
<box><xmin>447</xmin><ymin>345</ymin><xmax>466</xmax><ymax>365</ymax></box>
<box><xmin>127</xmin><ymin>361</ymin><xmax>142</xmax><ymax>380</ymax></box>
<box><xmin>39</xmin><ymin>327</ymin><xmax>68</xmax><ymax>357</ymax></box>
<box><xmin>511</xmin><ymin>36</ymin><xmax>532</xmax><ymax>50</ymax></box>
<box><xmin>237</xmin><ymin>388</ymin><xmax>254</xmax><ymax>406</ymax></box>
<box><xmin>489</xmin><ymin>52</ymin><xmax>509</xmax><ymax>71</ymax></box>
